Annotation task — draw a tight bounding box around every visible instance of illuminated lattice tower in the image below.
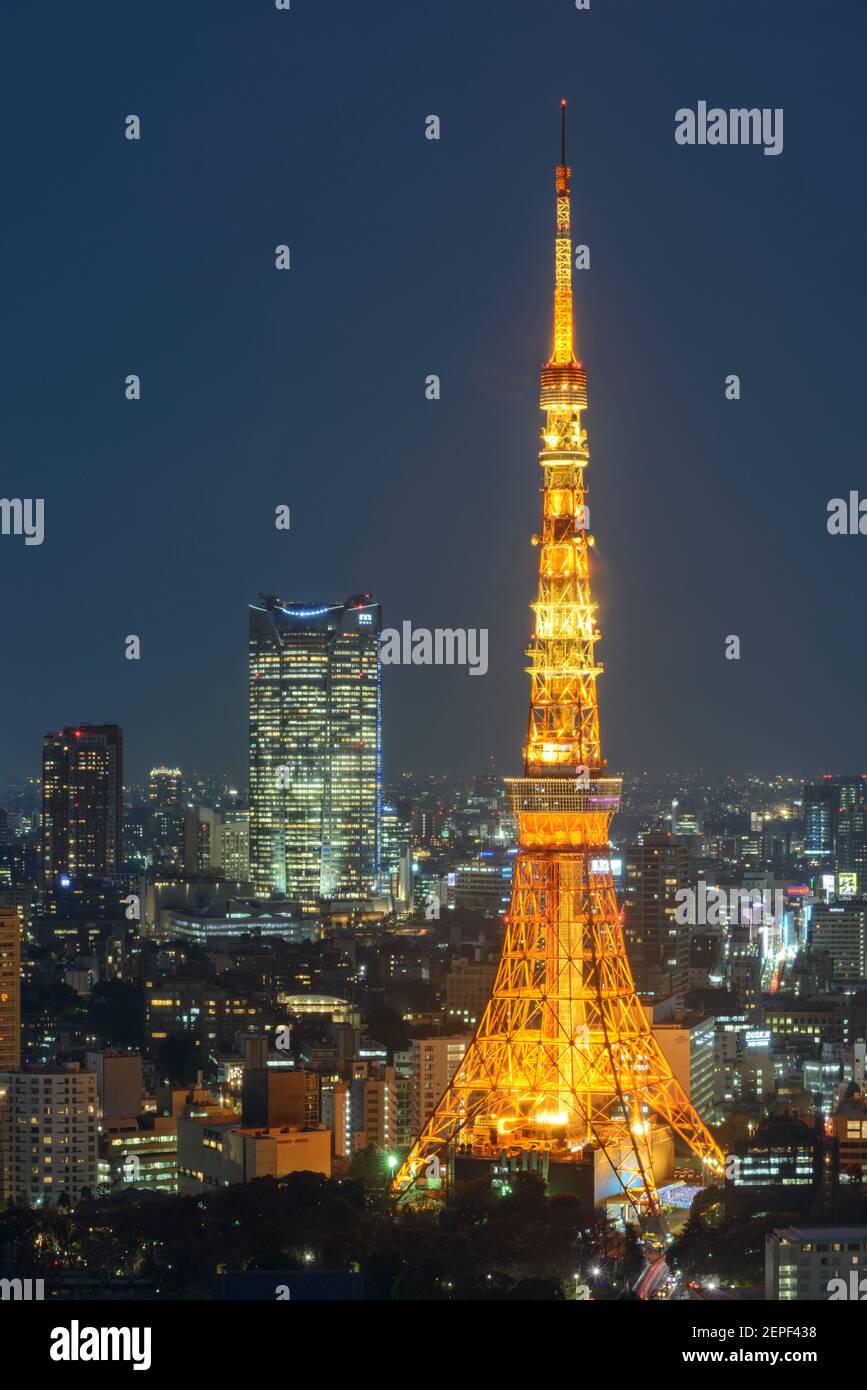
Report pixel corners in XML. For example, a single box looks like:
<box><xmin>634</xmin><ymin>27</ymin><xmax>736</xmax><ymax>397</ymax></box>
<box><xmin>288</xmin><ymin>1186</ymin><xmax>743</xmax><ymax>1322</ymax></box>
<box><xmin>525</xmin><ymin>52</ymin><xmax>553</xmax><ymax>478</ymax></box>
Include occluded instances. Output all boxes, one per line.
<box><xmin>393</xmin><ymin>105</ymin><xmax>723</xmax><ymax>1219</ymax></box>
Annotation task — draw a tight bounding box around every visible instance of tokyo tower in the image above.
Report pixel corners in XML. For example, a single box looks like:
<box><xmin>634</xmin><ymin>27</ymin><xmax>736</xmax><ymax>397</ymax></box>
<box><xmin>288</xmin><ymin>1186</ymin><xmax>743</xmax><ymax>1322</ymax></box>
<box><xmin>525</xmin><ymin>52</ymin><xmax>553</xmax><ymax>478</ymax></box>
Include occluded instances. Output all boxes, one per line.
<box><xmin>393</xmin><ymin>104</ymin><xmax>724</xmax><ymax>1219</ymax></box>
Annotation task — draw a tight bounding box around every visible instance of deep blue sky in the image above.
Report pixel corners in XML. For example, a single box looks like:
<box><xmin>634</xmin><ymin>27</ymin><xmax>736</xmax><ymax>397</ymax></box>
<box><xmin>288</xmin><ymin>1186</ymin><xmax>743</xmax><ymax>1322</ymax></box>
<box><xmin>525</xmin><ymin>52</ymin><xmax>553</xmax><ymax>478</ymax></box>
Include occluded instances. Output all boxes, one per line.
<box><xmin>1</xmin><ymin>0</ymin><xmax>865</xmax><ymax>785</ymax></box>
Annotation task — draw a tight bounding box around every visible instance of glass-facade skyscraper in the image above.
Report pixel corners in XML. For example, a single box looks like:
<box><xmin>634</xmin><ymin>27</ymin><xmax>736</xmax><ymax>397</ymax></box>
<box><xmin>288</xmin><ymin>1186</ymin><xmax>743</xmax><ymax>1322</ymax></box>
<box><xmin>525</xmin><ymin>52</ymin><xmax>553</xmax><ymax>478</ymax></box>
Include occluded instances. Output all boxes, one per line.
<box><xmin>803</xmin><ymin>776</ymin><xmax>867</xmax><ymax>866</ymax></box>
<box><xmin>249</xmin><ymin>594</ymin><xmax>382</xmax><ymax>911</ymax></box>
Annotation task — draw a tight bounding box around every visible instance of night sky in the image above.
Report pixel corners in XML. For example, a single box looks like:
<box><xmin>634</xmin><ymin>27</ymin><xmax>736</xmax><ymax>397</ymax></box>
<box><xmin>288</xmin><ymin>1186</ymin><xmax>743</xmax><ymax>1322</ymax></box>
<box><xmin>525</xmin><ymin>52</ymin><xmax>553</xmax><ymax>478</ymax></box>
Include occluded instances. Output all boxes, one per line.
<box><xmin>1</xmin><ymin>0</ymin><xmax>865</xmax><ymax>786</ymax></box>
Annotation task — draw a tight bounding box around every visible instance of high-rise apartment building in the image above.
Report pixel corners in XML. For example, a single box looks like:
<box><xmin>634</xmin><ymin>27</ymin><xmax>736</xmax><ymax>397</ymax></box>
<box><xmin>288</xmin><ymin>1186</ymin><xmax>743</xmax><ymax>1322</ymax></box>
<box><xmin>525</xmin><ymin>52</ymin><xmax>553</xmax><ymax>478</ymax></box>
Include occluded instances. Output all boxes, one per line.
<box><xmin>322</xmin><ymin>1062</ymin><xmax>396</xmax><ymax>1159</ymax></box>
<box><xmin>0</xmin><ymin>1063</ymin><xmax>98</xmax><ymax>1206</ymax></box>
<box><xmin>249</xmin><ymin>594</ymin><xmax>382</xmax><ymax>911</ymax></box>
<box><xmin>0</xmin><ymin>908</ymin><xmax>21</xmax><ymax>1070</ymax></box>
<box><xmin>42</xmin><ymin>724</ymin><xmax>123</xmax><ymax>891</ymax></box>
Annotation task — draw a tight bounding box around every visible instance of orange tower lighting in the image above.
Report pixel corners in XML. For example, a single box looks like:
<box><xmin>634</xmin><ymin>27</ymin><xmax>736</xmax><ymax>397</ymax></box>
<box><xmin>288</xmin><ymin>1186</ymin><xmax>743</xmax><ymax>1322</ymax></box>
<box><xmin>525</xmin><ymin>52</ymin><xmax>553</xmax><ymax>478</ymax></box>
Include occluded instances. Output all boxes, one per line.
<box><xmin>393</xmin><ymin>104</ymin><xmax>724</xmax><ymax>1220</ymax></box>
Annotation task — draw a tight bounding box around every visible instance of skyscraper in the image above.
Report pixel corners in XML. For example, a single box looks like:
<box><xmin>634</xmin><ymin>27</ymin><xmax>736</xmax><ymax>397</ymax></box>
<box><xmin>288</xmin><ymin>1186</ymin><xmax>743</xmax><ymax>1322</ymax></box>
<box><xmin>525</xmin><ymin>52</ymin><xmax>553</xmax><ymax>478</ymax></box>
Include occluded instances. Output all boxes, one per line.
<box><xmin>149</xmin><ymin>766</ymin><xmax>182</xmax><ymax>808</ymax></box>
<box><xmin>803</xmin><ymin>775</ymin><xmax>867</xmax><ymax>864</ymax></box>
<box><xmin>803</xmin><ymin>781</ymin><xmax>836</xmax><ymax>860</ymax></box>
<box><xmin>249</xmin><ymin>594</ymin><xmax>382</xmax><ymax>911</ymax></box>
<box><xmin>41</xmin><ymin>725</ymin><xmax>123</xmax><ymax>891</ymax></box>
<box><xmin>147</xmin><ymin>765</ymin><xmax>183</xmax><ymax>870</ymax></box>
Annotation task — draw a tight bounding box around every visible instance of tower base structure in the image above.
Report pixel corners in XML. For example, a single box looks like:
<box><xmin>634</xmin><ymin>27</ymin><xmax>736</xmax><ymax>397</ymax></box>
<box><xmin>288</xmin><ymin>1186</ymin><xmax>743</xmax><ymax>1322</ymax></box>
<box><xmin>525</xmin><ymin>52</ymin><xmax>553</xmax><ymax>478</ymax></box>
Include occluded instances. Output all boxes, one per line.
<box><xmin>453</xmin><ymin>1124</ymin><xmax>674</xmax><ymax>1212</ymax></box>
<box><xmin>393</xmin><ymin>780</ymin><xmax>724</xmax><ymax>1221</ymax></box>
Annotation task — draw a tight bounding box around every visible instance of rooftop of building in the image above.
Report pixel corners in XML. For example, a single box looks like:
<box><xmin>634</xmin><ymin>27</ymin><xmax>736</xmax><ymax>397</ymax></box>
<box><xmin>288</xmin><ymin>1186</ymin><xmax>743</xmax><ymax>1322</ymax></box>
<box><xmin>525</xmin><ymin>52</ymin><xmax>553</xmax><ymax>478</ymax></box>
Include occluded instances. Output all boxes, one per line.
<box><xmin>773</xmin><ymin>1226</ymin><xmax>867</xmax><ymax>1242</ymax></box>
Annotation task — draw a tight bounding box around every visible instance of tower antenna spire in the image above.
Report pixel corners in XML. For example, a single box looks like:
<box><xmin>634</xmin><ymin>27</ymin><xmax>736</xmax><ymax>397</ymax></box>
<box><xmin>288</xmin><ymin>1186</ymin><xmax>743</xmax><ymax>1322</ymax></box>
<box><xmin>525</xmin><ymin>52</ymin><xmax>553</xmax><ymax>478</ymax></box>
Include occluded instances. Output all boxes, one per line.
<box><xmin>546</xmin><ymin>100</ymin><xmax>579</xmax><ymax>370</ymax></box>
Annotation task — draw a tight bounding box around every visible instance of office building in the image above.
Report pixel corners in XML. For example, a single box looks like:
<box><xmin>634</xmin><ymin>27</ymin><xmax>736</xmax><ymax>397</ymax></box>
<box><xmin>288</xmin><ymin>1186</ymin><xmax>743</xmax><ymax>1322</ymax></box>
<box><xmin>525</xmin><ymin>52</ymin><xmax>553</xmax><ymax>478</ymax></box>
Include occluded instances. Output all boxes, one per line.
<box><xmin>725</xmin><ymin>1114</ymin><xmax>826</xmax><ymax>1217</ymax></box>
<box><xmin>803</xmin><ymin>776</ymin><xmax>867</xmax><ymax>865</ymax></box>
<box><xmin>178</xmin><ymin>1105</ymin><xmax>331</xmax><ymax>1190</ymax></box>
<box><xmin>249</xmin><ymin>594</ymin><xmax>382</xmax><ymax>911</ymax></box>
<box><xmin>100</xmin><ymin>1116</ymin><xmax>178</xmax><ymax>1194</ymax></box>
<box><xmin>811</xmin><ymin>901</ymin><xmax>867</xmax><ymax>981</ymax></box>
